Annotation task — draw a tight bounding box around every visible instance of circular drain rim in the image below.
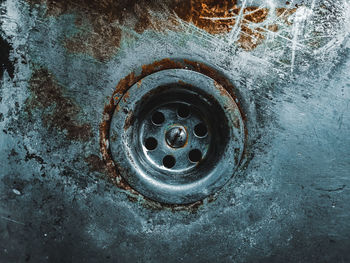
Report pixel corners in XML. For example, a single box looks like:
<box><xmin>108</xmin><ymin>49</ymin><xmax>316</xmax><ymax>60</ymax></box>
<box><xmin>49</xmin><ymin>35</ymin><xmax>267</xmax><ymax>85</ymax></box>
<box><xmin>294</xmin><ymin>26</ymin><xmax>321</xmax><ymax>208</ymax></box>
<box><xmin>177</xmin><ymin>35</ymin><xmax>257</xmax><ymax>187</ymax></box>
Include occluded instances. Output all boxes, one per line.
<box><xmin>100</xmin><ymin>59</ymin><xmax>247</xmax><ymax>206</ymax></box>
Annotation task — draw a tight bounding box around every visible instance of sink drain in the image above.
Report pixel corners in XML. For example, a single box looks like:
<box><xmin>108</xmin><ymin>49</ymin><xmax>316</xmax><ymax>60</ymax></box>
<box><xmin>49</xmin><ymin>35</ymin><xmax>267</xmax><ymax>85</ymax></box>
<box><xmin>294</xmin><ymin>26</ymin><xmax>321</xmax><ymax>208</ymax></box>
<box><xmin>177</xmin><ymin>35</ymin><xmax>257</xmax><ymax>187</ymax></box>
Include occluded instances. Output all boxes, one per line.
<box><xmin>103</xmin><ymin>60</ymin><xmax>245</xmax><ymax>205</ymax></box>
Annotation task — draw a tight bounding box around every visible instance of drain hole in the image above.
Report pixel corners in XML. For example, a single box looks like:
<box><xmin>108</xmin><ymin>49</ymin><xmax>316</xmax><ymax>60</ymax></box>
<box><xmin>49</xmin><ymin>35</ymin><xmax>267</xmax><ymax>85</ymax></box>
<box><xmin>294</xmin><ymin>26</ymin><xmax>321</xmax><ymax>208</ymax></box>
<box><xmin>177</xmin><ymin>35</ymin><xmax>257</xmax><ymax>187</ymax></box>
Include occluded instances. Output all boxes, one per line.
<box><xmin>194</xmin><ymin>123</ymin><xmax>208</xmax><ymax>137</ymax></box>
<box><xmin>177</xmin><ymin>105</ymin><xmax>190</xmax><ymax>118</ymax></box>
<box><xmin>152</xmin><ymin>111</ymin><xmax>165</xmax><ymax>125</ymax></box>
<box><xmin>189</xmin><ymin>149</ymin><xmax>202</xmax><ymax>163</ymax></box>
<box><xmin>145</xmin><ymin>137</ymin><xmax>158</xmax><ymax>151</ymax></box>
<box><xmin>163</xmin><ymin>155</ymin><xmax>176</xmax><ymax>168</ymax></box>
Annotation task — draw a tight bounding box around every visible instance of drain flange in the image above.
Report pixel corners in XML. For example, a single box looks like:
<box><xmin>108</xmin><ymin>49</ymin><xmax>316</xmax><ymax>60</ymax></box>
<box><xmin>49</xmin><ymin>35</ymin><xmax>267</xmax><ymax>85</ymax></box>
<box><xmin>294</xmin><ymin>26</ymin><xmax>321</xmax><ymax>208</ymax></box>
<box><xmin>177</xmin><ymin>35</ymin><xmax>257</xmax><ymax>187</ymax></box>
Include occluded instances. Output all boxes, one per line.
<box><xmin>106</xmin><ymin>65</ymin><xmax>245</xmax><ymax>205</ymax></box>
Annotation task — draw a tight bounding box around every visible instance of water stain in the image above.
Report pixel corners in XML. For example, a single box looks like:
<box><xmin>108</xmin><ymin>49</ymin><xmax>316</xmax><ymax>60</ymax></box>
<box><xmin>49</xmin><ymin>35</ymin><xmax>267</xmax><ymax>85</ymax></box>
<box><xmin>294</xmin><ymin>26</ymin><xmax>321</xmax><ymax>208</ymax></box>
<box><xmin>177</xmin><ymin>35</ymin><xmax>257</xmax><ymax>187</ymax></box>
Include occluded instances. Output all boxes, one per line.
<box><xmin>25</xmin><ymin>68</ymin><xmax>92</xmax><ymax>141</ymax></box>
<box><xmin>27</xmin><ymin>0</ymin><xmax>166</xmax><ymax>61</ymax></box>
<box><xmin>84</xmin><ymin>154</ymin><xmax>107</xmax><ymax>174</ymax></box>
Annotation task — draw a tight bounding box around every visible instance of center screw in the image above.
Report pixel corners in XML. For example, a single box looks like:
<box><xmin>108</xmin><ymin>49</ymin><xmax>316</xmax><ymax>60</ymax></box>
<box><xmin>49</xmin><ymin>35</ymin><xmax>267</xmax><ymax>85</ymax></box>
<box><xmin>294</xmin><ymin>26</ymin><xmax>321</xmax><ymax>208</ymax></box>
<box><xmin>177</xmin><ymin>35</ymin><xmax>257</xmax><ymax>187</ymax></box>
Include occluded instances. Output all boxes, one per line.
<box><xmin>165</xmin><ymin>125</ymin><xmax>188</xmax><ymax>148</ymax></box>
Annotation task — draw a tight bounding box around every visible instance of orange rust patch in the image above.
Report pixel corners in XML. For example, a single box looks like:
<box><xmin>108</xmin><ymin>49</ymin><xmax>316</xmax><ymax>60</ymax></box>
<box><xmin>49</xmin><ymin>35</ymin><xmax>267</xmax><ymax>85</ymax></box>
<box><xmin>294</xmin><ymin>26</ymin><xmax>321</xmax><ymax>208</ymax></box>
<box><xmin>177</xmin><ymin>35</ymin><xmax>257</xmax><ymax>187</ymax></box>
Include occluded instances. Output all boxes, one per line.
<box><xmin>115</xmin><ymin>72</ymin><xmax>136</xmax><ymax>96</ymax></box>
<box><xmin>122</xmin><ymin>91</ymin><xmax>130</xmax><ymax>103</ymax></box>
<box><xmin>123</xmin><ymin>111</ymin><xmax>134</xmax><ymax>131</ymax></box>
<box><xmin>26</xmin><ymin>68</ymin><xmax>92</xmax><ymax>141</ymax></box>
<box><xmin>276</xmin><ymin>7</ymin><xmax>297</xmax><ymax>25</ymax></box>
<box><xmin>84</xmin><ymin>154</ymin><xmax>107</xmax><ymax>173</ymax></box>
<box><xmin>267</xmin><ymin>24</ymin><xmax>279</xmax><ymax>32</ymax></box>
<box><xmin>173</xmin><ymin>1</ymin><xmax>296</xmax><ymax>51</ymax></box>
<box><xmin>238</xmin><ymin>7</ymin><xmax>269</xmax><ymax>50</ymax></box>
<box><xmin>190</xmin><ymin>0</ymin><xmax>239</xmax><ymax>34</ymax></box>
<box><xmin>244</xmin><ymin>7</ymin><xmax>269</xmax><ymax>23</ymax></box>
<box><xmin>141</xmin><ymin>58</ymin><xmax>183</xmax><ymax>76</ymax></box>
<box><xmin>214</xmin><ymin>80</ymin><xmax>231</xmax><ymax>98</ymax></box>
<box><xmin>27</xmin><ymin>0</ymin><xmax>298</xmax><ymax>59</ymax></box>
<box><xmin>239</xmin><ymin>25</ymin><xmax>265</xmax><ymax>50</ymax></box>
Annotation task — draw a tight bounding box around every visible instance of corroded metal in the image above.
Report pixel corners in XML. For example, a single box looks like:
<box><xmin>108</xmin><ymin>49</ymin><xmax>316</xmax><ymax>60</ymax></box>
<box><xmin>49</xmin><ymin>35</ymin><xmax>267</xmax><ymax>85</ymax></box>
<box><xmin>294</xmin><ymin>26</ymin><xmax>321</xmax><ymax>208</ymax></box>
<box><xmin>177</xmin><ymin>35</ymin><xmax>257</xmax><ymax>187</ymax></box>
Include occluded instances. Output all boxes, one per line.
<box><xmin>100</xmin><ymin>59</ymin><xmax>248</xmax><ymax>206</ymax></box>
<box><xmin>24</xmin><ymin>0</ymin><xmax>303</xmax><ymax>60</ymax></box>
<box><xmin>108</xmin><ymin>67</ymin><xmax>245</xmax><ymax>204</ymax></box>
<box><xmin>1</xmin><ymin>0</ymin><xmax>350</xmax><ymax>262</ymax></box>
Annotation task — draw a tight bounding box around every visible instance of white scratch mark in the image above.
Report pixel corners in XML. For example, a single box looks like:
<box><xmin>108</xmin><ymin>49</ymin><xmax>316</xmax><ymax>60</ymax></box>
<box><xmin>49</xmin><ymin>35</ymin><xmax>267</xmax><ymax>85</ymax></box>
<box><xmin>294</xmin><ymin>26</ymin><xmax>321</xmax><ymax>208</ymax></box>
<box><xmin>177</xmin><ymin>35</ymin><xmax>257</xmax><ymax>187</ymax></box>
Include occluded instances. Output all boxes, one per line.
<box><xmin>1</xmin><ymin>216</ymin><xmax>25</xmax><ymax>225</ymax></box>
<box><xmin>290</xmin><ymin>7</ymin><xmax>312</xmax><ymax>73</ymax></box>
<box><xmin>228</xmin><ymin>0</ymin><xmax>247</xmax><ymax>44</ymax></box>
<box><xmin>12</xmin><ymin>189</ymin><xmax>21</xmax><ymax>195</ymax></box>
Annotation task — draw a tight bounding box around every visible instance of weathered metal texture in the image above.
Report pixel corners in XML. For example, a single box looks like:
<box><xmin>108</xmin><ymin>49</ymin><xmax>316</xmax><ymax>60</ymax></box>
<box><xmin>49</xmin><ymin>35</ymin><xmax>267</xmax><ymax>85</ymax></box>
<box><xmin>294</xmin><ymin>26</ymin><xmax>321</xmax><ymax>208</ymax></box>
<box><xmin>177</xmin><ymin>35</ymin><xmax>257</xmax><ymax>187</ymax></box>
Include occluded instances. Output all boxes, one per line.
<box><xmin>1</xmin><ymin>0</ymin><xmax>350</xmax><ymax>262</ymax></box>
<box><xmin>108</xmin><ymin>67</ymin><xmax>245</xmax><ymax>204</ymax></box>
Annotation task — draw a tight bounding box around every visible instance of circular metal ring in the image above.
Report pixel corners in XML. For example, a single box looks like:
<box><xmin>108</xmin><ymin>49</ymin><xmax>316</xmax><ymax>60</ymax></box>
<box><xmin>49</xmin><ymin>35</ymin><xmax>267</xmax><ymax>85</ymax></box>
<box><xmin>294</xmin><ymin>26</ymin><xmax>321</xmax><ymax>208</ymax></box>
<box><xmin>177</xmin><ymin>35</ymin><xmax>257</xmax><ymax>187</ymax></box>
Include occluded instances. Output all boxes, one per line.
<box><xmin>108</xmin><ymin>67</ymin><xmax>245</xmax><ymax>205</ymax></box>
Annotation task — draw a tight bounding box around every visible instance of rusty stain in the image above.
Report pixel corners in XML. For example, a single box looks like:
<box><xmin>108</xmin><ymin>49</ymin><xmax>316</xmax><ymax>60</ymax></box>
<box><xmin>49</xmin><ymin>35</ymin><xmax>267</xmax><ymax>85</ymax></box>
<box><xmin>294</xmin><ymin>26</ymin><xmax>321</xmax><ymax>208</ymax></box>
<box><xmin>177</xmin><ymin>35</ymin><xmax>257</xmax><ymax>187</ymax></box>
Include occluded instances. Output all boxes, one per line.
<box><xmin>84</xmin><ymin>154</ymin><xmax>107</xmax><ymax>173</ymax></box>
<box><xmin>174</xmin><ymin>1</ymin><xmax>296</xmax><ymax>51</ymax></box>
<box><xmin>178</xmin><ymin>80</ymin><xmax>187</xmax><ymax>86</ymax></box>
<box><xmin>122</xmin><ymin>91</ymin><xmax>130</xmax><ymax>103</ymax></box>
<box><xmin>63</xmin><ymin>16</ymin><xmax>122</xmax><ymax>61</ymax></box>
<box><xmin>115</xmin><ymin>104</ymin><xmax>120</xmax><ymax>112</ymax></box>
<box><xmin>188</xmin><ymin>0</ymin><xmax>239</xmax><ymax>34</ymax></box>
<box><xmin>26</xmin><ymin>0</ymin><xmax>298</xmax><ymax>60</ymax></box>
<box><xmin>276</xmin><ymin>7</ymin><xmax>297</xmax><ymax>25</ymax></box>
<box><xmin>100</xmin><ymin>58</ymin><xmax>248</xmax><ymax>210</ymax></box>
<box><xmin>214</xmin><ymin>80</ymin><xmax>232</xmax><ymax>98</ymax></box>
<box><xmin>141</xmin><ymin>58</ymin><xmax>183</xmax><ymax>76</ymax></box>
<box><xmin>176</xmin><ymin>1</ymin><xmax>269</xmax><ymax>50</ymax></box>
<box><xmin>244</xmin><ymin>7</ymin><xmax>269</xmax><ymax>23</ymax></box>
<box><xmin>26</xmin><ymin>68</ymin><xmax>92</xmax><ymax>141</ymax></box>
<box><xmin>26</xmin><ymin>0</ymin><xmax>169</xmax><ymax>61</ymax></box>
<box><xmin>115</xmin><ymin>71</ymin><xmax>136</xmax><ymax>98</ymax></box>
<box><xmin>123</xmin><ymin>111</ymin><xmax>134</xmax><ymax>131</ymax></box>
<box><xmin>267</xmin><ymin>24</ymin><xmax>279</xmax><ymax>32</ymax></box>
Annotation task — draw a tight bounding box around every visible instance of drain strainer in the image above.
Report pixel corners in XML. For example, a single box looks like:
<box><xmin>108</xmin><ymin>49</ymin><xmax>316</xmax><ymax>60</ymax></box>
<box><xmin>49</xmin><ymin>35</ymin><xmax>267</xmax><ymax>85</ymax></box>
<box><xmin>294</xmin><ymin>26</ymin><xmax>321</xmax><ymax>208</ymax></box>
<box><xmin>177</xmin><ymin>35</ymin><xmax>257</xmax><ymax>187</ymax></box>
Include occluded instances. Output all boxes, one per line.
<box><xmin>106</xmin><ymin>63</ymin><xmax>245</xmax><ymax>204</ymax></box>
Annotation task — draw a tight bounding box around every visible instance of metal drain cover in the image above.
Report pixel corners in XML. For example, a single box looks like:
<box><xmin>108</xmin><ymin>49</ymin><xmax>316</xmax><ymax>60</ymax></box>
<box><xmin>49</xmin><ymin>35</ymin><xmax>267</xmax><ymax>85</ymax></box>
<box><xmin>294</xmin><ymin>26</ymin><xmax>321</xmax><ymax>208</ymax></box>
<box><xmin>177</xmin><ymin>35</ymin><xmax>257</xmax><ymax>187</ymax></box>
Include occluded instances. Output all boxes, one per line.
<box><xmin>109</xmin><ymin>68</ymin><xmax>245</xmax><ymax>204</ymax></box>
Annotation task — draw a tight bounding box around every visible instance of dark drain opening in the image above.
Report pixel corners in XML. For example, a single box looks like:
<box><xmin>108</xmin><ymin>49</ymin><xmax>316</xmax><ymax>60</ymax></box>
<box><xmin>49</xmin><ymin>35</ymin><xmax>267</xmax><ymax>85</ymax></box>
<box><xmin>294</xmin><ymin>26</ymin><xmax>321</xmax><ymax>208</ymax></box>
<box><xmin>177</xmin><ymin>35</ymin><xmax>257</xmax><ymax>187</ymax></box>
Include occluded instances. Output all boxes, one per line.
<box><xmin>177</xmin><ymin>105</ymin><xmax>190</xmax><ymax>118</ymax></box>
<box><xmin>194</xmin><ymin>123</ymin><xmax>208</xmax><ymax>138</ymax></box>
<box><xmin>189</xmin><ymin>149</ymin><xmax>202</xmax><ymax>163</ymax></box>
<box><xmin>163</xmin><ymin>155</ymin><xmax>176</xmax><ymax>168</ymax></box>
<box><xmin>145</xmin><ymin>137</ymin><xmax>158</xmax><ymax>151</ymax></box>
<box><xmin>152</xmin><ymin>111</ymin><xmax>165</xmax><ymax>125</ymax></box>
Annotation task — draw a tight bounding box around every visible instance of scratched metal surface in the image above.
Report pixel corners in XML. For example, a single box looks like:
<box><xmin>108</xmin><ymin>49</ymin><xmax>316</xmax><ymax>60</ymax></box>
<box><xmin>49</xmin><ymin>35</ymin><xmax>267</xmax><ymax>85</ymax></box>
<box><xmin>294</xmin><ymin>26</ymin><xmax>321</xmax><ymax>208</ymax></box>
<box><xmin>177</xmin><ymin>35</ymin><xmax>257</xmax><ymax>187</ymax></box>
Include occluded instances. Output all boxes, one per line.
<box><xmin>1</xmin><ymin>0</ymin><xmax>350</xmax><ymax>262</ymax></box>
